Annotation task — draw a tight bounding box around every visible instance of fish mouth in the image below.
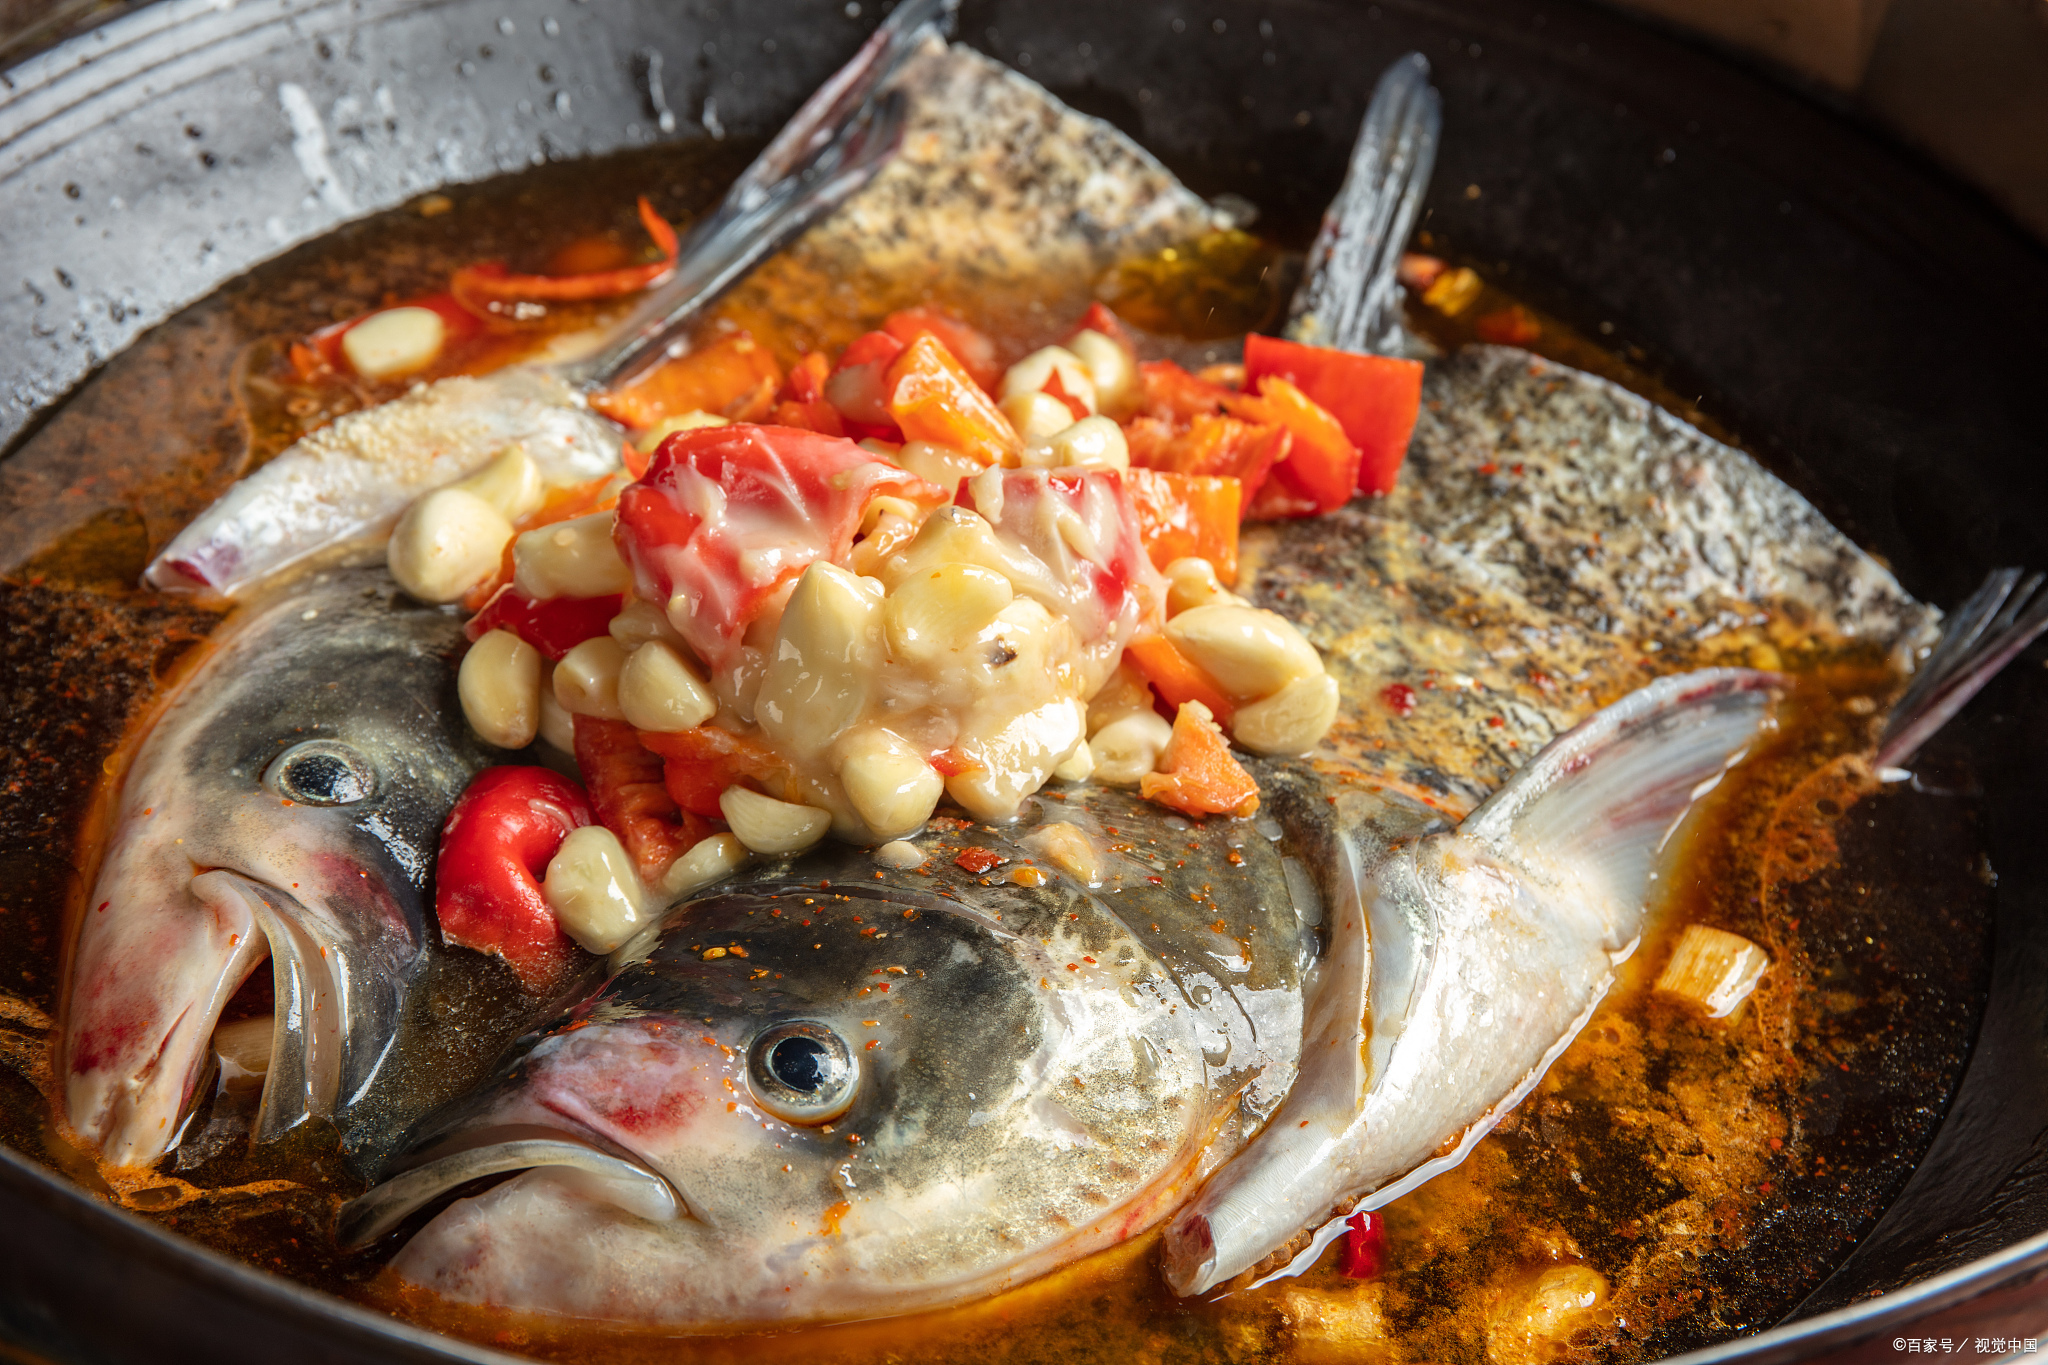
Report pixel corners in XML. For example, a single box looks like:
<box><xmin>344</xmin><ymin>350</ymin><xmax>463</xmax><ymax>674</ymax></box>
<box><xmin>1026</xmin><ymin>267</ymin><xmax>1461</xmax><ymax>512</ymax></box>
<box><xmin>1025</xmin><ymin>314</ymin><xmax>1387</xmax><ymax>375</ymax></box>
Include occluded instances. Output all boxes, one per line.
<box><xmin>64</xmin><ymin>866</ymin><xmax>414</xmax><ymax>1167</ymax></box>
<box><xmin>338</xmin><ymin>1127</ymin><xmax>688</xmax><ymax>1250</ymax></box>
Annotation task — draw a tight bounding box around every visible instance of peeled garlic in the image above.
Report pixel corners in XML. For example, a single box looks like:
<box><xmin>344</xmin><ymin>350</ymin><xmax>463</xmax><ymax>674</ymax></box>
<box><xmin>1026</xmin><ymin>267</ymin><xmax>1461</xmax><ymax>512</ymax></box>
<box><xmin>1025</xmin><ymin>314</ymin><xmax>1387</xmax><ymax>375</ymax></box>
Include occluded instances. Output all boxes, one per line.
<box><xmin>1091</xmin><ymin>709</ymin><xmax>1173</xmax><ymax>785</ymax></box>
<box><xmin>659</xmin><ymin>832</ymin><xmax>750</xmax><ymax>899</ymax></box>
<box><xmin>1656</xmin><ymin>924</ymin><xmax>1771</xmax><ymax>1018</ymax></box>
<box><xmin>885</xmin><ymin>562</ymin><xmax>1014</xmax><ymax>663</ymax></box>
<box><xmin>537</xmin><ymin>672</ymin><xmax>577</xmax><ymax>752</ymax></box>
<box><xmin>1068</xmin><ymin>329</ymin><xmax>1135</xmax><ymax>412</ymax></box>
<box><xmin>1002</xmin><ymin>392</ymin><xmax>1080</xmax><ymax>447</ymax></box>
<box><xmin>387</xmin><ymin>487</ymin><xmax>513</xmax><ymax>604</ymax></box>
<box><xmin>450</xmin><ymin>445</ymin><xmax>546</xmax><ymax>521</ymax></box>
<box><xmin>459</xmin><ymin>629</ymin><xmax>543</xmax><ymax>749</ymax></box>
<box><xmin>893</xmin><ymin>440</ymin><xmax>985</xmax><ymax>495</ymax></box>
<box><xmin>341</xmin><ymin>305</ymin><xmax>445</xmax><ymax>379</ymax></box>
<box><xmin>553</xmin><ymin>636</ymin><xmax>629</xmax><ymax>720</ymax></box>
<box><xmin>836</xmin><ymin>728</ymin><xmax>943</xmax><ymax>839</ymax></box>
<box><xmin>608</xmin><ymin>597</ymin><xmax>684</xmax><ymax>651</ymax></box>
<box><xmin>1033</xmin><ymin>415</ymin><xmax>1129</xmax><ymax>470</ymax></box>
<box><xmin>618</xmin><ymin>641</ymin><xmax>717</xmax><ymax>733</ymax></box>
<box><xmin>879</xmin><ymin>504</ymin><xmax>1014</xmax><ymax>589</ymax></box>
<box><xmin>756</xmin><ymin>563</ymin><xmax>881</xmax><ymax>756</ymax></box>
<box><xmin>719</xmin><ymin>786</ymin><xmax>832</xmax><ymax>856</ymax></box>
<box><xmin>1166</xmin><ymin>603</ymin><xmax>1324</xmax><ymax>700</ymax></box>
<box><xmin>1231</xmin><ymin>672</ymin><xmax>1340</xmax><ymax>756</ymax></box>
<box><xmin>1051</xmin><ymin>739</ymin><xmax>1095</xmax><ymax>782</ymax></box>
<box><xmin>1164</xmin><ymin>556</ymin><xmax>1242</xmax><ymax>615</ymax></box>
<box><xmin>544</xmin><ymin>825</ymin><xmax>647</xmax><ymax>954</ymax></box>
<box><xmin>513</xmin><ymin>512</ymin><xmax>634</xmax><ymax>600</ymax></box>
<box><xmin>1000</xmin><ymin>345</ymin><xmax>1098</xmax><ymax>414</ymax></box>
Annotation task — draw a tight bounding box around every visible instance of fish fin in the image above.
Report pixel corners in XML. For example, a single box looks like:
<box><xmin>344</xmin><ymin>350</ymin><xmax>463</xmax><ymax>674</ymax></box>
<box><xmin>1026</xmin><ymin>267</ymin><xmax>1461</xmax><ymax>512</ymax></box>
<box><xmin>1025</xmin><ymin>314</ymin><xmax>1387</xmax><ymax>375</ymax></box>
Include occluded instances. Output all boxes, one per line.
<box><xmin>1877</xmin><ymin>568</ymin><xmax>2048</xmax><ymax>770</ymax></box>
<box><xmin>1459</xmin><ymin>667</ymin><xmax>1786</xmax><ymax>916</ymax></box>
<box><xmin>1163</xmin><ymin>668</ymin><xmax>1782</xmax><ymax>1297</ymax></box>
<box><xmin>1282</xmin><ymin>53</ymin><xmax>1440</xmax><ymax>355</ymax></box>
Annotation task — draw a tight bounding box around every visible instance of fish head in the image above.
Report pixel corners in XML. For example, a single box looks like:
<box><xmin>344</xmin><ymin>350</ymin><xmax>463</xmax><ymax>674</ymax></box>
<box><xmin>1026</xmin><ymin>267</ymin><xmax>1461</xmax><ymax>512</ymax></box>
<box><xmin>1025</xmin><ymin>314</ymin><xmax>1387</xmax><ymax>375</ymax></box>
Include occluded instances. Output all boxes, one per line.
<box><xmin>63</xmin><ymin>569</ymin><xmax>492</xmax><ymax>1167</ymax></box>
<box><xmin>373</xmin><ymin>873</ymin><xmax>1213</xmax><ymax>1326</ymax></box>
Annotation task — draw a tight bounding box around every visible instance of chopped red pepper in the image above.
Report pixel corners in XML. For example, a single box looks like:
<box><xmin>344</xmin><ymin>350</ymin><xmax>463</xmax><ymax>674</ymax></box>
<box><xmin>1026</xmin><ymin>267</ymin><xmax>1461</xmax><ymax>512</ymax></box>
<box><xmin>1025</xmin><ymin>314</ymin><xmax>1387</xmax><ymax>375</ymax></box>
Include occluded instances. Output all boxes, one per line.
<box><xmin>591</xmin><ymin>330</ymin><xmax>784</xmax><ymax>432</ymax></box>
<box><xmin>1127</xmin><ymin>412</ymin><xmax>1289</xmax><ymax>508</ymax></box>
<box><xmin>954</xmin><ymin>847</ymin><xmax>1007</xmax><ymax>875</ymax></box>
<box><xmin>824</xmin><ymin>331</ymin><xmax>909</xmax><ymax>438</ymax></box>
<box><xmin>450</xmin><ymin>196</ymin><xmax>681</xmax><ymax>314</ymax></box>
<box><xmin>1139</xmin><ymin>701</ymin><xmax>1261</xmax><ymax>818</ymax></box>
<box><xmin>435</xmin><ymin>766</ymin><xmax>594</xmax><ymax>992</ymax></box>
<box><xmin>1125</xmin><ymin>633</ymin><xmax>1236</xmax><ymax>726</ymax></box>
<box><xmin>882</xmin><ymin>306</ymin><xmax>1002</xmax><ymax>394</ymax></box>
<box><xmin>465</xmin><ymin>588</ymin><xmax>621</xmax><ymax>661</ymax></box>
<box><xmin>886</xmin><ymin>335</ymin><xmax>1021</xmax><ymax>467</ymax></box>
<box><xmin>574</xmin><ymin>716</ymin><xmax>714</xmax><ymax>884</ymax></box>
<box><xmin>1223</xmin><ymin>375</ymin><xmax>1359</xmax><ymax>519</ymax></box>
<box><xmin>1123</xmin><ymin>468</ymin><xmax>1242</xmax><ymax>582</ymax></box>
<box><xmin>638</xmin><ymin>724</ymin><xmax>789</xmax><ymax>822</ymax></box>
<box><xmin>1243</xmin><ymin>333</ymin><xmax>1423</xmax><ymax>497</ymax></box>
<box><xmin>1338</xmin><ymin>1210</ymin><xmax>1387</xmax><ymax>1279</ymax></box>
<box><xmin>614</xmin><ymin>424</ymin><xmax>945</xmax><ymax>673</ymax></box>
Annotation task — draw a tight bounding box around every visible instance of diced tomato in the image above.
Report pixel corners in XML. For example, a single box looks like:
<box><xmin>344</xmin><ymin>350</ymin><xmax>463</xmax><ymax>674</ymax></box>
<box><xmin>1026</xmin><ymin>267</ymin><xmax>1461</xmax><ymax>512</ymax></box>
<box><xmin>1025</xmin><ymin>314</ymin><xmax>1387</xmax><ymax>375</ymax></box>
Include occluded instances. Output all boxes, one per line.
<box><xmin>886</xmin><ymin>335</ymin><xmax>1021</xmax><ymax>467</ymax></box>
<box><xmin>1124</xmin><ymin>633</ymin><xmax>1235</xmax><ymax>725</ymax></box>
<box><xmin>1243</xmin><ymin>333</ymin><xmax>1424</xmax><ymax>497</ymax></box>
<box><xmin>573</xmin><ymin>716</ymin><xmax>715</xmax><ymax>884</ymax></box>
<box><xmin>1139</xmin><ymin>701</ymin><xmax>1261</xmax><ymax>818</ymax></box>
<box><xmin>1224</xmin><ymin>375</ymin><xmax>1359</xmax><ymax>518</ymax></box>
<box><xmin>435</xmin><ymin>766</ymin><xmax>593</xmax><ymax>992</ymax></box>
<box><xmin>639</xmin><ymin>725</ymin><xmax>790</xmax><ymax>821</ymax></box>
<box><xmin>1338</xmin><ymin>1211</ymin><xmax>1388</xmax><ymax>1279</ymax></box>
<box><xmin>465</xmin><ymin>588</ymin><xmax>621</xmax><ymax>661</ymax></box>
<box><xmin>1124</xmin><ymin>469</ymin><xmax>1242</xmax><ymax>582</ymax></box>
<box><xmin>954</xmin><ymin>466</ymin><xmax>1159</xmax><ymax>647</ymax></box>
<box><xmin>451</xmin><ymin>196</ymin><xmax>681</xmax><ymax>315</ymax></box>
<box><xmin>591</xmin><ymin>330</ymin><xmax>784</xmax><ymax>432</ymax></box>
<box><xmin>1127</xmin><ymin>412</ymin><xmax>1290</xmax><ymax>506</ymax></box>
<box><xmin>883</xmin><ymin>307</ymin><xmax>1002</xmax><ymax>393</ymax></box>
<box><xmin>305</xmin><ymin>292</ymin><xmax>483</xmax><ymax>375</ymax></box>
<box><xmin>614</xmin><ymin>424</ymin><xmax>946</xmax><ymax>673</ymax></box>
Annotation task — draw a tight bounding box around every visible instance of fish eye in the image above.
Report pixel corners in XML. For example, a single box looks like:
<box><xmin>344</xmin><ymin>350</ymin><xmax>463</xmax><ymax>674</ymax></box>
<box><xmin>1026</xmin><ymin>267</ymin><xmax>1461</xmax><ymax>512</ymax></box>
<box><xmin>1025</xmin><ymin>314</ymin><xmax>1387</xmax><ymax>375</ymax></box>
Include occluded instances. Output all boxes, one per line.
<box><xmin>266</xmin><ymin>740</ymin><xmax>376</xmax><ymax>806</ymax></box>
<box><xmin>747</xmin><ymin>1021</ymin><xmax>858</xmax><ymax>1126</ymax></box>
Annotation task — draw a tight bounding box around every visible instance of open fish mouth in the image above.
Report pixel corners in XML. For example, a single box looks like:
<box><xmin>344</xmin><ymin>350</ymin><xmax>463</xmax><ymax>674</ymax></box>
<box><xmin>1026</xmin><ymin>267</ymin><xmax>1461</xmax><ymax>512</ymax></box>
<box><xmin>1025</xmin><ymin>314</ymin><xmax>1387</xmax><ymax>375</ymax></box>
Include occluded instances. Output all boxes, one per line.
<box><xmin>65</xmin><ymin>866</ymin><xmax>417</xmax><ymax>1167</ymax></box>
<box><xmin>339</xmin><ymin>1128</ymin><xmax>687</xmax><ymax>1249</ymax></box>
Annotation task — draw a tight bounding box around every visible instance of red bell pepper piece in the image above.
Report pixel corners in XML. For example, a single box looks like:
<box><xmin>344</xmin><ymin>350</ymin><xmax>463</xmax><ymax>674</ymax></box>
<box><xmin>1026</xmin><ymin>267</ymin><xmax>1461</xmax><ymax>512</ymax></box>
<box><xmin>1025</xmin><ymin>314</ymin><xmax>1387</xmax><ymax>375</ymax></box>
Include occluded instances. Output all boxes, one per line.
<box><xmin>591</xmin><ymin>330</ymin><xmax>784</xmax><ymax>432</ymax></box>
<box><xmin>450</xmin><ymin>196</ymin><xmax>681</xmax><ymax>314</ymax></box>
<box><xmin>638</xmin><ymin>725</ymin><xmax>790</xmax><ymax>821</ymax></box>
<box><xmin>1338</xmin><ymin>1210</ymin><xmax>1388</xmax><ymax>1279</ymax></box>
<box><xmin>465</xmin><ymin>588</ymin><xmax>622</xmax><ymax>661</ymax></box>
<box><xmin>1124</xmin><ymin>633</ymin><xmax>1235</xmax><ymax>726</ymax></box>
<box><xmin>1123</xmin><ymin>468</ymin><xmax>1242</xmax><ymax>582</ymax></box>
<box><xmin>782</xmin><ymin>351</ymin><xmax>833</xmax><ymax>404</ymax></box>
<box><xmin>883</xmin><ymin>306</ymin><xmax>1002</xmax><ymax>394</ymax></box>
<box><xmin>1139</xmin><ymin>700</ymin><xmax>1260</xmax><ymax>818</ymax></box>
<box><xmin>823</xmin><ymin>331</ymin><xmax>908</xmax><ymax>438</ymax></box>
<box><xmin>435</xmin><ymin>766</ymin><xmax>594</xmax><ymax>992</ymax></box>
<box><xmin>614</xmin><ymin>424</ymin><xmax>945</xmax><ymax>673</ymax></box>
<box><xmin>573</xmin><ymin>717</ymin><xmax>717</xmax><ymax>885</ymax></box>
<box><xmin>887</xmin><ymin>335</ymin><xmax>1021</xmax><ymax>467</ymax></box>
<box><xmin>1224</xmin><ymin>375</ymin><xmax>1360</xmax><ymax>518</ymax></box>
<box><xmin>1127</xmin><ymin>411</ymin><xmax>1290</xmax><ymax>508</ymax></box>
<box><xmin>1243</xmin><ymin>333</ymin><xmax>1423</xmax><ymax>497</ymax></box>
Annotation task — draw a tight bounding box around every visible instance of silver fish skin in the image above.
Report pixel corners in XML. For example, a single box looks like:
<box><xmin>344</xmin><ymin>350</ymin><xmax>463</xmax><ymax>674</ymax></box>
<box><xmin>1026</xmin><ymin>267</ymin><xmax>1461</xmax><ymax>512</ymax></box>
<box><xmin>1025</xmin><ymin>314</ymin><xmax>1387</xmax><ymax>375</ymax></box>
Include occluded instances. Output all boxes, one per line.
<box><xmin>144</xmin><ymin>371</ymin><xmax>623</xmax><ymax>599</ymax></box>
<box><xmin>62</xmin><ymin>566</ymin><xmax>496</xmax><ymax>1167</ymax></box>
<box><xmin>352</xmin><ymin>787</ymin><xmax>1311</xmax><ymax>1327</ymax></box>
<box><xmin>1161</xmin><ymin>668</ymin><xmax>1783</xmax><ymax>1294</ymax></box>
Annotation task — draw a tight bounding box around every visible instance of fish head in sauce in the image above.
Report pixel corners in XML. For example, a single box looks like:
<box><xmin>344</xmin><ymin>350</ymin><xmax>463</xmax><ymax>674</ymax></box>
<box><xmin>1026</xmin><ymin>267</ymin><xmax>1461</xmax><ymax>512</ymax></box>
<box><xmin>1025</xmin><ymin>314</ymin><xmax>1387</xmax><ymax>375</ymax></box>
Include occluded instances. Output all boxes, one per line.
<box><xmin>376</xmin><ymin>851</ymin><xmax>1221</xmax><ymax>1326</ymax></box>
<box><xmin>63</xmin><ymin>567</ymin><xmax>494</xmax><ymax>1167</ymax></box>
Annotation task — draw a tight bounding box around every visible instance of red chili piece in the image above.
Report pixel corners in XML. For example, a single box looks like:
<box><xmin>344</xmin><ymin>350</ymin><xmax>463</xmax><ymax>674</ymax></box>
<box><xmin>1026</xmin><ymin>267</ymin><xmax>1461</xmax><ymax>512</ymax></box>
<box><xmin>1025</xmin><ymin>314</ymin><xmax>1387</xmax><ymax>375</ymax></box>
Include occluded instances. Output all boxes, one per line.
<box><xmin>1381</xmin><ymin>682</ymin><xmax>1418</xmax><ymax>717</ymax></box>
<box><xmin>1338</xmin><ymin>1210</ymin><xmax>1387</xmax><ymax>1279</ymax></box>
<box><xmin>435</xmin><ymin>766</ymin><xmax>594</xmax><ymax>992</ymax></box>
<box><xmin>954</xmin><ymin>847</ymin><xmax>1007</xmax><ymax>875</ymax></box>
<box><xmin>465</xmin><ymin>587</ymin><xmax>622</xmax><ymax>661</ymax></box>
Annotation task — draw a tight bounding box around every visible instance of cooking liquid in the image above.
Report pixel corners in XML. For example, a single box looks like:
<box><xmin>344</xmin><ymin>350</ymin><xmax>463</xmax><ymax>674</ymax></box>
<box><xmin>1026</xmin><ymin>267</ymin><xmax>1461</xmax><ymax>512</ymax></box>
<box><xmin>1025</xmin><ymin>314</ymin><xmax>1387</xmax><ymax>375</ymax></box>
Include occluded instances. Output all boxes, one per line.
<box><xmin>0</xmin><ymin>142</ymin><xmax>1993</xmax><ymax>1363</ymax></box>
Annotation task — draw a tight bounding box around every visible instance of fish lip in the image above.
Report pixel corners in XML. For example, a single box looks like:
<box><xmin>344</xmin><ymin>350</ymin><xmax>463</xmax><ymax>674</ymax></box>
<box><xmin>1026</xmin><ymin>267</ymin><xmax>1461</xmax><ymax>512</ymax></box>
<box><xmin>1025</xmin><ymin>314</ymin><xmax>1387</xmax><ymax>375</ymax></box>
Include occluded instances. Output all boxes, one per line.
<box><xmin>1160</xmin><ymin>1212</ymin><xmax>1219</xmax><ymax>1297</ymax></box>
<box><xmin>341</xmin><ymin>1126</ymin><xmax>690</xmax><ymax>1250</ymax></box>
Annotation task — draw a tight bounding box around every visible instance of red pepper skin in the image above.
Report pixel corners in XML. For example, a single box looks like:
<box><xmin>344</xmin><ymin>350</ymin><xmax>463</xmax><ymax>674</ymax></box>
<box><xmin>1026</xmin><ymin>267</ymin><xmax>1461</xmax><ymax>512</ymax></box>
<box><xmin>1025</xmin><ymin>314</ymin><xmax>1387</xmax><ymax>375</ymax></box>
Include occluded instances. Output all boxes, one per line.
<box><xmin>450</xmin><ymin>196</ymin><xmax>681</xmax><ymax>313</ymax></box>
<box><xmin>435</xmin><ymin>766</ymin><xmax>594</xmax><ymax>992</ymax></box>
<box><xmin>465</xmin><ymin>588</ymin><xmax>623</xmax><ymax>661</ymax></box>
<box><xmin>1243</xmin><ymin>334</ymin><xmax>1424</xmax><ymax>497</ymax></box>
<box><xmin>1338</xmin><ymin>1210</ymin><xmax>1387</xmax><ymax>1279</ymax></box>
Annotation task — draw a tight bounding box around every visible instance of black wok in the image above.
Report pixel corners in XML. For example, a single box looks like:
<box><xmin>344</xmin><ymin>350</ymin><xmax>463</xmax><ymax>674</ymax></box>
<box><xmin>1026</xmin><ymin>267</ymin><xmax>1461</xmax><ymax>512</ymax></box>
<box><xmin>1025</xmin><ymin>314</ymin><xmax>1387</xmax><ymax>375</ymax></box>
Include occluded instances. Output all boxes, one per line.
<box><xmin>2</xmin><ymin>0</ymin><xmax>2046</xmax><ymax>1360</ymax></box>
